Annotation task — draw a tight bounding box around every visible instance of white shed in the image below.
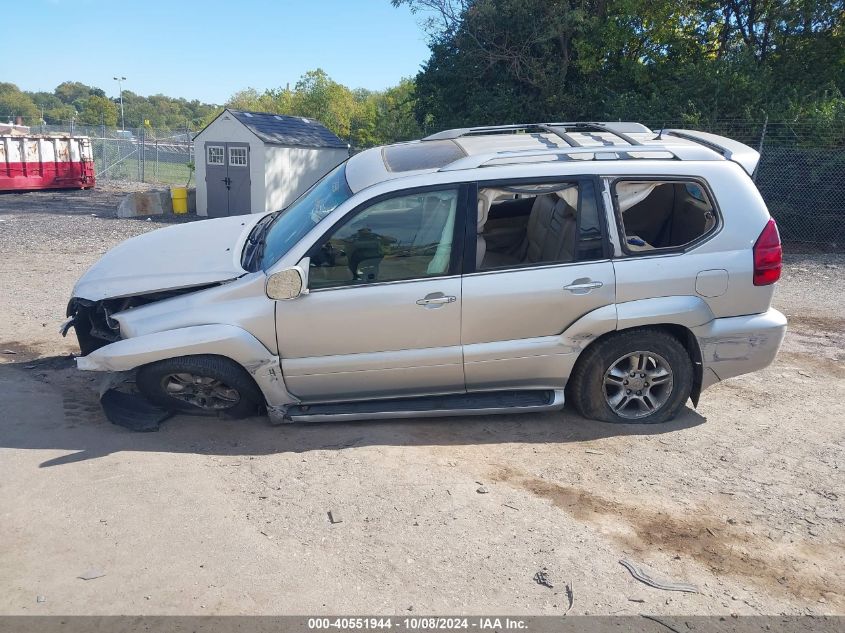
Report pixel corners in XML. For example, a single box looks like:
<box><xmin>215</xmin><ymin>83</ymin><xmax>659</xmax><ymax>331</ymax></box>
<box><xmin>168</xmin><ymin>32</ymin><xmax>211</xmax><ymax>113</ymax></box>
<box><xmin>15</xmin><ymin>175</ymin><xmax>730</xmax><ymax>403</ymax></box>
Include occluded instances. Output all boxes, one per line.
<box><xmin>194</xmin><ymin>109</ymin><xmax>348</xmax><ymax>217</ymax></box>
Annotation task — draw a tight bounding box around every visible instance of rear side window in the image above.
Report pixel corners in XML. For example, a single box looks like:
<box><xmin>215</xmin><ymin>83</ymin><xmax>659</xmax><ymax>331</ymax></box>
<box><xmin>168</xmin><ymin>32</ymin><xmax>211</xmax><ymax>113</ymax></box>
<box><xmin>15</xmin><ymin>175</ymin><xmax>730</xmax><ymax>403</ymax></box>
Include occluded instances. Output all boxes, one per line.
<box><xmin>612</xmin><ymin>179</ymin><xmax>718</xmax><ymax>253</ymax></box>
<box><xmin>475</xmin><ymin>179</ymin><xmax>606</xmax><ymax>271</ymax></box>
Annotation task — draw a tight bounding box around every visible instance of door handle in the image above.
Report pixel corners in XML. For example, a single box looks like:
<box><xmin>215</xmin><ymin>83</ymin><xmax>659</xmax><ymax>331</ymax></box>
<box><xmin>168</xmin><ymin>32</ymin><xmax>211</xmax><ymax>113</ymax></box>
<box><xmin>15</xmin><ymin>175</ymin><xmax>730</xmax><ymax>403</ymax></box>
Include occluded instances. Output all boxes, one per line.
<box><xmin>416</xmin><ymin>294</ymin><xmax>456</xmax><ymax>307</ymax></box>
<box><xmin>564</xmin><ymin>279</ymin><xmax>604</xmax><ymax>294</ymax></box>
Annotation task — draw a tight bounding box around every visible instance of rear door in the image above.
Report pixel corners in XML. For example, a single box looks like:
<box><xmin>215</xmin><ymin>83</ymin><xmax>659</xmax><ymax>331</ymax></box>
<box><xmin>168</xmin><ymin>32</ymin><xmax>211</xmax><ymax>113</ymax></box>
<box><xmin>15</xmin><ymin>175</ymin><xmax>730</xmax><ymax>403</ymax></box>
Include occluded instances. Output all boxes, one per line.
<box><xmin>461</xmin><ymin>177</ymin><xmax>616</xmax><ymax>390</ymax></box>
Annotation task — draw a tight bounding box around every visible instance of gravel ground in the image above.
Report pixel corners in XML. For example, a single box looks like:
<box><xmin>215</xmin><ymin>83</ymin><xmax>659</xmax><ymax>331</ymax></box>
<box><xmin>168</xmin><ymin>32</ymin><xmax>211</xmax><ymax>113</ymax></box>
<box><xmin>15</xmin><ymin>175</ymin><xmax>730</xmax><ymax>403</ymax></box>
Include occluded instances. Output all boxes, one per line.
<box><xmin>0</xmin><ymin>187</ymin><xmax>842</xmax><ymax>616</ymax></box>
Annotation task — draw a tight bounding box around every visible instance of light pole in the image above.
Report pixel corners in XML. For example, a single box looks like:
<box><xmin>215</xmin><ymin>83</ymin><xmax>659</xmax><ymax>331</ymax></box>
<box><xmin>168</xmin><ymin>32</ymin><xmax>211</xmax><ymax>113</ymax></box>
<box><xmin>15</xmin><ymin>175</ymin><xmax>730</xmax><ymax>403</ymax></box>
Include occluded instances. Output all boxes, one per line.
<box><xmin>113</xmin><ymin>76</ymin><xmax>126</xmax><ymax>130</ymax></box>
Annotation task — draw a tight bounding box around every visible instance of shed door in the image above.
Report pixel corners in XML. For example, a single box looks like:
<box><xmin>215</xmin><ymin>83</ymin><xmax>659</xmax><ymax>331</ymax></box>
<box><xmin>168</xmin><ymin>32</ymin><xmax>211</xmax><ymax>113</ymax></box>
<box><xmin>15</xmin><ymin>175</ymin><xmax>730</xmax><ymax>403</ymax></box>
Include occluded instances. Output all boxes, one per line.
<box><xmin>226</xmin><ymin>143</ymin><xmax>251</xmax><ymax>215</ymax></box>
<box><xmin>204</xmin><ymin>142</ymin><xmax>251</xmax><ymax>217</ymax></box>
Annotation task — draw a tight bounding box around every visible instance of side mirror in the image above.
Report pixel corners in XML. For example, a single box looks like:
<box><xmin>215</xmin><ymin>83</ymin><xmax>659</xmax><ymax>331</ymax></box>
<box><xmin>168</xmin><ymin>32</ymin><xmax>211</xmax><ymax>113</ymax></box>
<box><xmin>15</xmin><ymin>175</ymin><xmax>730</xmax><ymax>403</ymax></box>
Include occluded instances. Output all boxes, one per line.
<box><xmin>266</xmin><ymin>258</ymin><xmax>310</xmax><ymax>300</ymax></box>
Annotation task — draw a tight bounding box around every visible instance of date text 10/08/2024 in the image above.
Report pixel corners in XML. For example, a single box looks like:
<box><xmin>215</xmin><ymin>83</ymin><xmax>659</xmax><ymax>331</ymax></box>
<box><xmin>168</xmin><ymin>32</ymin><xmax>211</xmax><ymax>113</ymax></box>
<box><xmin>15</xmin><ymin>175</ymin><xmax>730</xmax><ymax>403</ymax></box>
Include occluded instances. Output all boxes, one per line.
<box><xmin>307</xmin><ymin>618</ymin><xmax>528</xmax><ymax>630</ymax></box>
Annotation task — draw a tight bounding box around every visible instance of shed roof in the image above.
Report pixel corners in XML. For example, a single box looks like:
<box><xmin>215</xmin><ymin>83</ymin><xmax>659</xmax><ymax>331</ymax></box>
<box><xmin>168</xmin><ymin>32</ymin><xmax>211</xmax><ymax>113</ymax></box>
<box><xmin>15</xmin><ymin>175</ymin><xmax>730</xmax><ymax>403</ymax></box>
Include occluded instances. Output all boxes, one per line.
<box><xmin>226</xmin><ymin>109</ymin><xmax>347</xmax><ymax>149</ymax></box>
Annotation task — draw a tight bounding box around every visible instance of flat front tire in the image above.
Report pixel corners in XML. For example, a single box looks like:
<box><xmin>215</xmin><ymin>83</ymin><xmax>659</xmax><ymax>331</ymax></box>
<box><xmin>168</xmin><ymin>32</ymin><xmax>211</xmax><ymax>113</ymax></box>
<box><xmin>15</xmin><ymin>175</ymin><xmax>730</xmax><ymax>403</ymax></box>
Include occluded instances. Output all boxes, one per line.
<box><xmin>568</xmin><ymin>329</ymin><xmax>693</xmax><ymax>424</ymax></box>
<box><xmin>136</xmin><ymin>355</ymin><xmax>263</xmax><ymax>419</ymax></box>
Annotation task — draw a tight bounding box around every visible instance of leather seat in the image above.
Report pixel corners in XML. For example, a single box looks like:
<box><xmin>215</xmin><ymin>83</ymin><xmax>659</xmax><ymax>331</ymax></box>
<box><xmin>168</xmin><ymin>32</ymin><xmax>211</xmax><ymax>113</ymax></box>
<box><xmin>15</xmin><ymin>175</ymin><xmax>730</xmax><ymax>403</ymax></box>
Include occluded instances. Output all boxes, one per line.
<box><xmin>480</xmin><ymin>192</ymin><xmax>578</xmax><ymax>269</ymax></box>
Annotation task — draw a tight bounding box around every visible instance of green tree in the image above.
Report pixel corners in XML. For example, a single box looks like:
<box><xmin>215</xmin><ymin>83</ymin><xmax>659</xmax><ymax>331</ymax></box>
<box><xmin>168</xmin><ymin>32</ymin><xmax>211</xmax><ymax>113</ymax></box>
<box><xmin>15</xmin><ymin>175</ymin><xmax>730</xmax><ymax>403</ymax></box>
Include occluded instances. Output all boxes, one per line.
<box><xmin>54</xmin><ymin>81</ymin><xmax>104</xmax><ymax>104</ymax></box>
<box><xmin>0</xmin><ymin>82</ymin><xmax>39</xmax><ymax>123</ymax></box>
<box><xmin>78</xmin><ymin>94</ymin><xmax>118</xmax><ymax>126</ymax></box>
<box><xmin>395</xmin><ymin>0</ymin><xmax>845</xmax><ymax>133</ymax></box>
<box><xmin>373</xmin><ymin>78</ymin><xmax>421</xmax><ymax>142</ymax></box>
<box><xmin>222</xmin><ymin>70</ymin><xmax>421</xmax><ymax>147</ymax></box>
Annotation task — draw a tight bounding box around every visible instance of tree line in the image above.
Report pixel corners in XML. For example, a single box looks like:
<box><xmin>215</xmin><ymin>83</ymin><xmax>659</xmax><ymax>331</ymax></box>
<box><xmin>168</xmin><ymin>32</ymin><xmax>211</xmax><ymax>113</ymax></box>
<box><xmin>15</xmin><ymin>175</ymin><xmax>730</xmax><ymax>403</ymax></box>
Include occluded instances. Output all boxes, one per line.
<box><xmin>3</xmin><ymin>1</ymin><xmax>842</xmax><ymax>145</ymax></box>
<box><xmin>0</xmin><ymin>81</ymin><xmax>219</xmax><ymax>132</ymax></box>
<box><xmin>0</xmin><ymin>73</ymin><xmax>421</xmax><ymax>146</ymax></box>
<box><xmin>394</xmin><ymin>0</ymin><xmax>844</xmax><ymax>141</ymax></box>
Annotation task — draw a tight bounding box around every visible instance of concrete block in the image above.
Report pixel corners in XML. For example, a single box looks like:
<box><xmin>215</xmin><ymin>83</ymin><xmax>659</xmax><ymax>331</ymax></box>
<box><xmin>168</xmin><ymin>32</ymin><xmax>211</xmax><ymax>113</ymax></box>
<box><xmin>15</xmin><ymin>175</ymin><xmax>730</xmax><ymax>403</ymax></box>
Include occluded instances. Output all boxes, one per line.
<box><xmin>117</xmin><ymin>190</ymin><xmax>171</xmax><ymax>218</ymax></box>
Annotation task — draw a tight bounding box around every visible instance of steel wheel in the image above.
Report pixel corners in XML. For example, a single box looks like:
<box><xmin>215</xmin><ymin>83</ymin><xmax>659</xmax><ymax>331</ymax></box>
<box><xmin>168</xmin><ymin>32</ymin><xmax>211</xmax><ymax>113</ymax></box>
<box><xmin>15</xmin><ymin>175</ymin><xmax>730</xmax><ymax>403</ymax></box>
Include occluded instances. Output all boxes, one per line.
<box><xmin>603</xmin><ymin>350</ymin><xmax>674</xmax><ymax>420</ymax></box>
<box><xmin>161</xmin><ymin>372</ymin><xmax>241</xmax><ymax>410</ymax></box>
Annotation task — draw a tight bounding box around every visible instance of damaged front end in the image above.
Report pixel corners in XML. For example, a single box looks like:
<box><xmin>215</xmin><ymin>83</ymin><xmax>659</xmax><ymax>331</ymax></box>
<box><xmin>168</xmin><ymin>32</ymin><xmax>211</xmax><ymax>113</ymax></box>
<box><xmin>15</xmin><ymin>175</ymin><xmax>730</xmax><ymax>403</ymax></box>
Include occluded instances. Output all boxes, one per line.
<box><xmin>63</xmin><ymin>286</ymin><xmax>218</xmax><ymax>355</ymax></box>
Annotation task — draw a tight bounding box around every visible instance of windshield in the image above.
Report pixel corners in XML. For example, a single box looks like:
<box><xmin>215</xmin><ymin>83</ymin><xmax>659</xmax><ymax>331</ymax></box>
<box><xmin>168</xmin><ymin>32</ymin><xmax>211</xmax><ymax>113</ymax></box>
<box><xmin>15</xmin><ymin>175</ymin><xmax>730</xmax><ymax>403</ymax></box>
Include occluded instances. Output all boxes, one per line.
<box><xmin>259</xmin><ymin>163</ymin><xmax>352</xmax><ymax>269</ymax></box>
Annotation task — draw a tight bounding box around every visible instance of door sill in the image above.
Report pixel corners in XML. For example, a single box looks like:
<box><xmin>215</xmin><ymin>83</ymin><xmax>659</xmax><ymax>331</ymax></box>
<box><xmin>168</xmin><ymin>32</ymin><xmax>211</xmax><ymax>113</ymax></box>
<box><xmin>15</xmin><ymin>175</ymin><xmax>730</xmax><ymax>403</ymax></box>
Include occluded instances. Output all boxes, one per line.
<box><xmin>283</xmin><ymin>389</ymin><xmax>565</xmax><ymax>423</ymax></box>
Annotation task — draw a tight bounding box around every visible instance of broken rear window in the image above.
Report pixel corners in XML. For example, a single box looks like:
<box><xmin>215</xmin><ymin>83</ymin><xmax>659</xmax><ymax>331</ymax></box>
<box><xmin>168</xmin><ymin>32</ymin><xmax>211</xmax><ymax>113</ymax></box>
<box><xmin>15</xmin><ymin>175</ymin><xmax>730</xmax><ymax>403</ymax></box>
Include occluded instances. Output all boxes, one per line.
<box><xmin>382</xmin><ymin>140</ymin><xmax>466</xmax><ymax>172</ymax></box>
<box><xmin>613</xmin><ymin>179</ymin><xmax>718</xmax><ymax>253</ymax></box>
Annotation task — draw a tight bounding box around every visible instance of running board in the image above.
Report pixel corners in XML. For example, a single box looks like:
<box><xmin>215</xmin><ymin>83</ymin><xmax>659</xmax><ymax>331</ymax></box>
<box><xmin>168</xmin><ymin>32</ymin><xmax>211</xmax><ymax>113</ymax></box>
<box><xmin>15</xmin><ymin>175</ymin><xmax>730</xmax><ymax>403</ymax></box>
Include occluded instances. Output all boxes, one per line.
<box><xmin>283</xmin><ymin>389</ymin><xmax>565</xmax><ymax>423</ymax></box>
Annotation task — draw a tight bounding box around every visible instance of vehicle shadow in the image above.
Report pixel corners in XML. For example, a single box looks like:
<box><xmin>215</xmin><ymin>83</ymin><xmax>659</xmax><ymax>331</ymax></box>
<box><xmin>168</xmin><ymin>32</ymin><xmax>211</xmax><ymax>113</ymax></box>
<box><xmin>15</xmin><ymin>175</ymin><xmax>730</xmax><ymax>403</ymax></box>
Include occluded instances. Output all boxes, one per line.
<box><xmin>0</xmin><ymin>359</ymin><xmax>706</xmax><ymax>468</ymax></box>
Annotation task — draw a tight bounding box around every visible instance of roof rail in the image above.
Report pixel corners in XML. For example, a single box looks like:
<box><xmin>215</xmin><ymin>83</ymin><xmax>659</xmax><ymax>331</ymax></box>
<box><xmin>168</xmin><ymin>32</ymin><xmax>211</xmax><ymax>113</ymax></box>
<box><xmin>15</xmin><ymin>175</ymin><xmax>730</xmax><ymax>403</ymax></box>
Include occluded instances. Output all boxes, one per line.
<box><xmin>424</xmin><ymin>122</ymin><xmax>652</xmax><ymax>147</ymax></box>
<box><xmin>438</xmin><ymin>144</ymin><xmax>720</xmax><ymax>172</ymax></box>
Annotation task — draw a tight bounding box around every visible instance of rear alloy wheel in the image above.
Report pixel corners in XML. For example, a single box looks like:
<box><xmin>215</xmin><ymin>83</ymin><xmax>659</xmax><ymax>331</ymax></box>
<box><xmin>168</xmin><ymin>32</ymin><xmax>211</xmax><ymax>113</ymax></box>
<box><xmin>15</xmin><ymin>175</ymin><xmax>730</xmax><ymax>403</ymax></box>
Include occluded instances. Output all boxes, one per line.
<box><xmin>603</xmin><ymin>351</ymin><xmax>674</xmax><ymax>420</ymax></box>
<box><xmin>136</xmin><ymin>355</ymin><xmax>263</xmax><ymax>419</ymax></box>
<box><xmin>568</xmin><ymin>329</ymin><xmax>693</xmax><ymax>424</ymax></box>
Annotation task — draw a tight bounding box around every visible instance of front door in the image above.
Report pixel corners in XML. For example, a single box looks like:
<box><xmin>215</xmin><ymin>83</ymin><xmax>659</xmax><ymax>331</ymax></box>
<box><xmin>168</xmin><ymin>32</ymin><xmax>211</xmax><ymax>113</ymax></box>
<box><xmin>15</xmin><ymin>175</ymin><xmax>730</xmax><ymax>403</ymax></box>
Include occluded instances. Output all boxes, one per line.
<box><xmin>276</xmin><ymin>186</ymin><xmax>468</xmax><ymax>401</ymax></box>
<box><xmin>461</xmin><ymin>178</ymin><xmax>616</xmax><ymax>390</ymax></box>
<box><xmin>204</xmin><ymin>142</ymin><xmax>251</xmax><ymax>217</ymax></box>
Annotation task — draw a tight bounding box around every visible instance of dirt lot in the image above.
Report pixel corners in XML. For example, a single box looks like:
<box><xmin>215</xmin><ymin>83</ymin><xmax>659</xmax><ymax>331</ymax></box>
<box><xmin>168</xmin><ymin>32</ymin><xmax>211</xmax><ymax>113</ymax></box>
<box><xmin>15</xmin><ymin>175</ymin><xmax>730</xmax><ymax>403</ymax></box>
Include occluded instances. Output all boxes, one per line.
<box><xmin>0</xmin><ymin>186</ymin><xmax>843</xmax><ymax>616</ymax></box>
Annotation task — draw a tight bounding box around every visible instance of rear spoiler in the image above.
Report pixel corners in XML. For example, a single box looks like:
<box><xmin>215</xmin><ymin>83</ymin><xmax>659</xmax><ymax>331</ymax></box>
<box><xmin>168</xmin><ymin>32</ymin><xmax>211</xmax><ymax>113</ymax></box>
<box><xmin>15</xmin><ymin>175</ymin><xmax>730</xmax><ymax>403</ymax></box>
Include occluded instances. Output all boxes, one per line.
<box><xmin>664</xmin><ymin>129</ymin><xmax>760</xmax><ymax>177</ymax></box>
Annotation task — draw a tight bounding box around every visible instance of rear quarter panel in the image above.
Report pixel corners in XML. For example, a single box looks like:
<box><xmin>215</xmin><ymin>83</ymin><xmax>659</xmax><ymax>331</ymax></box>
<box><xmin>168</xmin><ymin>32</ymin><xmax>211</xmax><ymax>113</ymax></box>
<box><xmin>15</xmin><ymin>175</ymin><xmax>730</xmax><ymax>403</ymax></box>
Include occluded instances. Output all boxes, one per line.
<box><xmin>609</xmin><ymin>162</ymin><xmax>775</xmax><ymax>318</ymax></box>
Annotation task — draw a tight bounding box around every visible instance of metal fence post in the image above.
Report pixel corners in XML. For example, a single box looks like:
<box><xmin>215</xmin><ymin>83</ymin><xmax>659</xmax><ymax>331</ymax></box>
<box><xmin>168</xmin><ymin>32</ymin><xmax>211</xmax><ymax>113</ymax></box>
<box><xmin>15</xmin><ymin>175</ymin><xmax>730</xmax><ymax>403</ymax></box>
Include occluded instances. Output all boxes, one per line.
<box><xmin>100</xmin><ymin>123</ymin><xmax>107</xmax><ymax>180</ymax></box>
<box><xmin>155</xmin><ymin>140</ymin><xmax>159</xmax><ymax>182</ymax></box>
<box><xmin>753</xmin><ymin>115</ymin><xmax>768</xmax><ymax>183</ymax></box>
<box><xmin>140</xmin><ymin>128</ymin><xmax>146</xmax><ymax>183</ymax></box>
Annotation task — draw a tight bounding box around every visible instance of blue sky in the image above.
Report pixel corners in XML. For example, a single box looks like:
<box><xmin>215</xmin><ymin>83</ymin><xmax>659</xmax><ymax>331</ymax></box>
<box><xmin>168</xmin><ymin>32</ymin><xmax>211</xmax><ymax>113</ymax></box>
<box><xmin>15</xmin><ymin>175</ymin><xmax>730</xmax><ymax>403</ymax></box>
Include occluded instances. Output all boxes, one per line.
<box><xmin>8</xmin><ymin>0</ymin><xmax>431</xmax><ymax>103</ymax></box>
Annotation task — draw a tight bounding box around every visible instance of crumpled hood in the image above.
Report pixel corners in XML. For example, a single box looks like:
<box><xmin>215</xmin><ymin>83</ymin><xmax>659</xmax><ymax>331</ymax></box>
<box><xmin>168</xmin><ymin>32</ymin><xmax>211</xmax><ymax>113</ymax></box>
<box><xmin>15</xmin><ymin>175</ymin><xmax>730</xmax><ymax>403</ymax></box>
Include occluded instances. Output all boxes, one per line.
<box><xmin>73</xmin><ymin>214</ymin><xmax>265</xmax><ymax>301</ymax></box>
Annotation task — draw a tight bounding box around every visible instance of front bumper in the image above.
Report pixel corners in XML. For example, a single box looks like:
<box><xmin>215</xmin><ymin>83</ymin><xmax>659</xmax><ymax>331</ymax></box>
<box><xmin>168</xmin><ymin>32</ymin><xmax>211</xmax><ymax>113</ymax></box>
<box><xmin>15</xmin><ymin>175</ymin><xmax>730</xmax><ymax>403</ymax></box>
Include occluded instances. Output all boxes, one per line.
<box><xmin>693</xmin><ymin>307</ymin><xmax>787</xmax><ymax>390</ymax></box>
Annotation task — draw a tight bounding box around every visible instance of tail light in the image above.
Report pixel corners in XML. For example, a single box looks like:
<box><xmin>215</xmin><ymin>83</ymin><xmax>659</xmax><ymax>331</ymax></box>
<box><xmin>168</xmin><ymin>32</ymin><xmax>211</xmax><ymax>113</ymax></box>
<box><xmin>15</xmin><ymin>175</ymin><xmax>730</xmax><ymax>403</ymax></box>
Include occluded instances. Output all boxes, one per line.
<box><xmin>753</xmin><ymin>218</ymin><xmax>782</xmax><ymax>285</ymax></box>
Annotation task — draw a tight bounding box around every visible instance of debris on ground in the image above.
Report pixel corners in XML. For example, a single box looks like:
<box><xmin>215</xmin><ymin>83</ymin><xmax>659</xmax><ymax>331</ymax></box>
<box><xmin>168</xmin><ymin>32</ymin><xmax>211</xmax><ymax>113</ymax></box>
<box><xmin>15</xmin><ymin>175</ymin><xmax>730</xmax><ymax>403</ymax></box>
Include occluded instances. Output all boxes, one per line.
<box><xmin>476</xmin><ymin>486</ymin><xmax>489</xmax><ymax>494</ymax></box>
<box><xmin>100</xmin><ymin>388</ymin><xmax>172</xmax><ymax>432</ymax></box>
<box><xmin>584</xmin><ymin>449</ymin><xmax>604</xmax><ymax>455</ymax></box>
<box><xmin>534</xmin><ymin>569</ymin><xmax>554</xmax><ymax>588</ymax></box>
<box><xmin>36</xmin><ymin>595</ymin><xmax>46</xmax><ymax>604</ymax></box>
<box><xmin>563</xmin><ymin>581</ymin><xmax>574</xmax><ymax>614</ymax></box>
<box><xmin>619</xmin><ymin>559</ymin><xmax>699</xmax><ymax>593</ymax></box>
<box><xmin>2</xmin><ymin>350</ymin><xmax>17</xmax><ymax>355</ymax></box>
<box><xmin>77</xmin><ymin>569</ymin><xmax>106</xmax><ymax>581</ymax></box>
<box><xmin>328</xmin><ymin>510</ymin><xmax>343</xmax><ymax>524</ymax></box>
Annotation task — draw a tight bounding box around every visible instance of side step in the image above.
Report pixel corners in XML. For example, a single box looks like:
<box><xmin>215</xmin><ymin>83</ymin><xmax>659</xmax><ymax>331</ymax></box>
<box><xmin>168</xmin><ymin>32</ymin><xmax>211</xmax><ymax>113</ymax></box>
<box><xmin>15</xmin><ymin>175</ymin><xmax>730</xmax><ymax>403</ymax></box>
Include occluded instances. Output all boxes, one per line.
<box><xmin>285</xmin><ymin>389</ymin><xmax>565</xmax><ymax>423</ymax></box>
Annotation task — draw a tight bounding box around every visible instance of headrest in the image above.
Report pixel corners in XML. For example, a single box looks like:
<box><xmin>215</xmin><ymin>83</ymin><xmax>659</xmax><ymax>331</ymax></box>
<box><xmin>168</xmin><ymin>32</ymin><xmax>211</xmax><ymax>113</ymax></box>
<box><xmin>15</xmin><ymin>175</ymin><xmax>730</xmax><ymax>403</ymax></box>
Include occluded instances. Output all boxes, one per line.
<box><xmin>477</xmin><ymin>188</ymin><xmax>507</xmax><ymax>232</ymax></box>
<box><xmin>555</xmin><ymin>187</ymin><xmax>579</xmax><ymax>209</ymax></box>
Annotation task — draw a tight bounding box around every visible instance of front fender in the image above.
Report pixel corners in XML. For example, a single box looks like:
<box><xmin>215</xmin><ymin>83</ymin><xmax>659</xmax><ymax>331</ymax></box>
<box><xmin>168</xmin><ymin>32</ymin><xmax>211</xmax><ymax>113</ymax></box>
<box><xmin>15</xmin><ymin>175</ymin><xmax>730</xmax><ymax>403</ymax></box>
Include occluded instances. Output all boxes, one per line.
<box><xmin>76</xmin><ymin>324</ymin><xmax>296</xmax><ymax>407</ymax></box>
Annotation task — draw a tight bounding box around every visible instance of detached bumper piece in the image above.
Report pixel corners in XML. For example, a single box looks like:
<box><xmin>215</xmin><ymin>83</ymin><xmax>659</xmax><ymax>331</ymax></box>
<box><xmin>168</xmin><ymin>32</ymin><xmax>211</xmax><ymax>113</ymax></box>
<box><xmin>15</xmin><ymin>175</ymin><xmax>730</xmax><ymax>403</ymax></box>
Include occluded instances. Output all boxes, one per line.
<box><xmin>100</xmin><ymin>389</ymin><xmax>173</xmax><ymax>432</ymax></box>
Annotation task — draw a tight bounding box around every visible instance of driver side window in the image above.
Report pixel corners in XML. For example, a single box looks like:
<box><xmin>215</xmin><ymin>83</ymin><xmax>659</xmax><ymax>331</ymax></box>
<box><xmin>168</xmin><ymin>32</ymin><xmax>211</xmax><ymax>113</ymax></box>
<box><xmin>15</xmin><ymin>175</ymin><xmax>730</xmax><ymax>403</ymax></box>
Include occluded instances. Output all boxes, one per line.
<box><xmin>308</xmin><ymin>189</ymin><xmax>460</xmax><ymax>290</ymax></box>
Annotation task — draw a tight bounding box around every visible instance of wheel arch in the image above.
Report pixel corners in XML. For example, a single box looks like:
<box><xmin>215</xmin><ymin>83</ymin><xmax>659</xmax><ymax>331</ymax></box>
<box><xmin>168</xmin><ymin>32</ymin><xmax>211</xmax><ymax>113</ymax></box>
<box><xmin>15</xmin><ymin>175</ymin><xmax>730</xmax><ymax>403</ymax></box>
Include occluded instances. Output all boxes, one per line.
<box><xmin>568</xmin><ymin>322</ymin><xmax>704</xmax><ymax>407</ymax></box>
<box><xmin>135</xmin><ymin>352</ymin><xmax>267</xmax><ymax>404</ymax></box>
<box><xmin>75</xmin><ymin>324</ymin><xmax>297</xmax><ymax>407</ymax></box>
<box><xmin>564</xmin><ymin>295</ymin><xmax>713</xmax><ymax>407</ymax></box>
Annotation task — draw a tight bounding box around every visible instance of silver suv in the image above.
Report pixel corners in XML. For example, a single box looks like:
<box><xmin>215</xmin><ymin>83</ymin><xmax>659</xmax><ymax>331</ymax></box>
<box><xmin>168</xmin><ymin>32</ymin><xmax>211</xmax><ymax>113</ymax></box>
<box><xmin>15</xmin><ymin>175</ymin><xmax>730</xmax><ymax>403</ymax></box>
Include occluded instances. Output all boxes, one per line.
<box><xmin>64</xmin><ymin>122</ymin><xmax>787</xmax><ymax>426</ymax></box>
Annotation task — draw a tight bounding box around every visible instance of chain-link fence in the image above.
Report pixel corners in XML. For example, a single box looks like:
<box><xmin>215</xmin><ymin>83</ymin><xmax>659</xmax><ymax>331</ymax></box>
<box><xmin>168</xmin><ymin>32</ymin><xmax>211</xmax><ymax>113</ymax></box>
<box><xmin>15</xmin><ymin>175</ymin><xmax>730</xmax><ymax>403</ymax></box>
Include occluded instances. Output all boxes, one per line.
<box><xmin>32</xmin><ymin>123</ymin><xmax>195</xmax><ymax>187</ymax></box>
<box><xmin>645</xmin><ymin>119</ymin><xmax>845</xmax><ymax>248</ymax></box>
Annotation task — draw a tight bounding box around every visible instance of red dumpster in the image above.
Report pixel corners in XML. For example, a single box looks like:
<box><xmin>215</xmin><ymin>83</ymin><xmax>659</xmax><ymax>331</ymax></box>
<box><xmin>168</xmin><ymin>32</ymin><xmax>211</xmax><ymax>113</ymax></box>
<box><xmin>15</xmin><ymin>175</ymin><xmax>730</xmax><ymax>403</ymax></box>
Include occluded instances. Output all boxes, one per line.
<box><xmin>0</xmin><ymin>134</ymin><xmax>95</xmax><ymax>191</ymax></box>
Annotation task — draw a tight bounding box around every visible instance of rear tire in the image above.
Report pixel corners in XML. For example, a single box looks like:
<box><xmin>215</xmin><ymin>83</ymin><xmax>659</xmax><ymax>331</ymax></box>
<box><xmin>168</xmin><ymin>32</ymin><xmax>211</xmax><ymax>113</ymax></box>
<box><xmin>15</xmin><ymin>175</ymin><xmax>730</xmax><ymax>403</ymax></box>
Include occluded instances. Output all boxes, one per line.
<box><xmin>568</xmin><ymin>329</ymin><xmax>693</xmax><ymax>424</ymax></box>
<box><xmin>136</xmin><ymin>355</ymin><xmax>263</xmax><ymax>419</ymax></box>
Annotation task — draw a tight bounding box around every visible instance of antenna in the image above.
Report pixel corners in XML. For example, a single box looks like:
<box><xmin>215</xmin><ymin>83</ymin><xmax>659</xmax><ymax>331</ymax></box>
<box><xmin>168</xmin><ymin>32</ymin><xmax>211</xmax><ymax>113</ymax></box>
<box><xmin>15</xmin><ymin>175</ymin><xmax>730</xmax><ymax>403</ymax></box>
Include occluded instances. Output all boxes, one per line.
<box><xmin>655</xmin><ymin>123</ymin><xmax>666</xmax><ymax>140</ymax></box>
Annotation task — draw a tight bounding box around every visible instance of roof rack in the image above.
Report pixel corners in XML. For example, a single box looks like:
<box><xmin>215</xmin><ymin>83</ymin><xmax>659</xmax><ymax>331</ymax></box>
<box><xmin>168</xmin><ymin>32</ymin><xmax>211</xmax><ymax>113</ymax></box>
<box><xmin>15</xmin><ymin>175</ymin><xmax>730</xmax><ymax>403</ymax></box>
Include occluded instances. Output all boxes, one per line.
<box><xmin>438</xmin><ymin>144</ymin><xmax>720</xmax><ymax>172</ymax></box>
<box><xmin>424</xmin><ymin>121</ymin><xmax>653</xmax><ymax>147</ymax></box>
